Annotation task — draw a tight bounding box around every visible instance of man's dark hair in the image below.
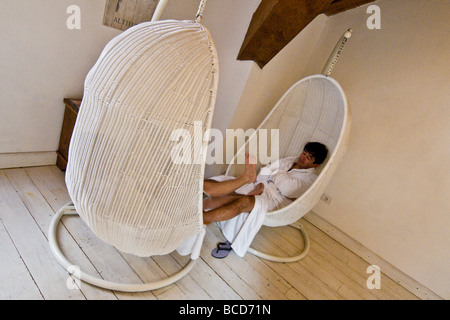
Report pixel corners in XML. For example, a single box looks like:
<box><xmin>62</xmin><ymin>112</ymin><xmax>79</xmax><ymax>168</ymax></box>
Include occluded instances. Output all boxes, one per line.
<box><xmin>304</xmin><ymin>142</ymin><xmax>328</xmax><ymax>165</ymax></box>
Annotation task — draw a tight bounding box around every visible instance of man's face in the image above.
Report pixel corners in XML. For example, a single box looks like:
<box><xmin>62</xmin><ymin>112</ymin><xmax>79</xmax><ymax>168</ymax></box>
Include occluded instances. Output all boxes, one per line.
<box><xmin>297</xmin><ymin>150</ymin><xmax>317</xmax><ymax>169</ymax></box>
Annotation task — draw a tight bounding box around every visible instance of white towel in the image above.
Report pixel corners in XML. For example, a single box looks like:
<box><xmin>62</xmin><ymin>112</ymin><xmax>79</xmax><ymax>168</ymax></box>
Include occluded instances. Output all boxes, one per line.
<box><xmin>210</xmin><ymin>175</ymin><xmax>291</xmax><ymax>257</ymax></box>
<box><xmin>217</xmin><ymin>195</ymin><xmax>266</xmax><ymax>257</ymax></box>
<box><xmin>176</xmin><ymin>225</ymin><xmax>206</xmax><ymax>259</ymax></box>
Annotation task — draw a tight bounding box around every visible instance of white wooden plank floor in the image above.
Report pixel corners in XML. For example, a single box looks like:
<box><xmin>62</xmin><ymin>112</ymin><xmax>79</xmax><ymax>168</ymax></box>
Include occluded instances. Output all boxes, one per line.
<box><xmin>0</xmin><ymin>165</ymin><xmax>420</xmax><ymax>300</ymax></box>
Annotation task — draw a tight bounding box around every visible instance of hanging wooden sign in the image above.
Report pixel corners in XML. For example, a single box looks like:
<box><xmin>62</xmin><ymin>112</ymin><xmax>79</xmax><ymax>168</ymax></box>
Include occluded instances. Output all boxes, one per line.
<box><xmin>103</xmin><ymin>0</ymin><xmax>159</xmax><ymax>31</ymax></box>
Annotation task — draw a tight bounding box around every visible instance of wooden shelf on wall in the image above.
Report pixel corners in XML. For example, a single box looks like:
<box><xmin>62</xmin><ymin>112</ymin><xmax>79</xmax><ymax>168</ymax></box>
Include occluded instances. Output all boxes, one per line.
<box><xmin>56</xmin><ymin>98</ymin><xmax>81</xmax><ymax>171</ymax></box>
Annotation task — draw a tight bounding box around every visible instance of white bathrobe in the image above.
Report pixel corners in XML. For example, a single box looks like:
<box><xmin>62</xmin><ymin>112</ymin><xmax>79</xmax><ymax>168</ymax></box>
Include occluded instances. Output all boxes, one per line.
<box><xmin>216</xmin><ymin>157</ymin><xmax>317</xmax><ymax>256</ymax></box>
<box><xmin>177</xmin><ymin>157</ymin><xmax>317</xmax><ymax>258</ymax></box>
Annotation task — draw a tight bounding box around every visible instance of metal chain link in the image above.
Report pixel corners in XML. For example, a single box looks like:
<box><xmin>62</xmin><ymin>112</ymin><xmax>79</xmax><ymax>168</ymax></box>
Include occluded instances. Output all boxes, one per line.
<box><xmin>195</xmin><ymin>0</ymin><xmax>208</xmax><ymax>22</ymax></box>
<box><xmin>325</xmin><ymin>37</ymin><xmax>348</xmax><ymax>76</ymax></box>
<box><xmin>322</xmin><ymin>29</ymin><xmax>352</xmax><ymax>76</ymax></box>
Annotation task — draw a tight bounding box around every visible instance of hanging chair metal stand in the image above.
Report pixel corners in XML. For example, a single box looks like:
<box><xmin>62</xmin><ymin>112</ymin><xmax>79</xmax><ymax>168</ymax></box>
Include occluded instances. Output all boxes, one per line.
<box><xmin>247</xmin><ymin>221</ymin><xmax>310</xmax><ymax>263</ymax></box>
<box><xmin>48</xmin><ymin>202</ymin><xmax>198</xmax><ymax>293</ymax></box>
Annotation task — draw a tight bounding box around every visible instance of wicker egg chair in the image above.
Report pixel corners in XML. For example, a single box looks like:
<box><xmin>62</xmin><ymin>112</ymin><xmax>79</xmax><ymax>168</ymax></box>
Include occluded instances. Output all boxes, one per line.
<box><xmin>224</xmin><ymin>30</ymin><xmax>353</xmax><ymax>262</ymax></box>
<box><xmin>49</xmin><ymin>0</ymin><xmax>217</xmax><ymax>292</ymax></box>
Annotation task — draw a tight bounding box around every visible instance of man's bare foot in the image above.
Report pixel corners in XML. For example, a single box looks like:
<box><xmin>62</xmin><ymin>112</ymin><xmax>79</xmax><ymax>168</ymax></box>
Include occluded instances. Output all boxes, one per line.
<box><xmin>247</xmin><ymin>182</ymin><xmax>264</xmax><ymax>196</ymax></box>
<box><xmin>242</xmin><ymin>153</ymin><xmax>257</xmax><ymax>183</ymax></box>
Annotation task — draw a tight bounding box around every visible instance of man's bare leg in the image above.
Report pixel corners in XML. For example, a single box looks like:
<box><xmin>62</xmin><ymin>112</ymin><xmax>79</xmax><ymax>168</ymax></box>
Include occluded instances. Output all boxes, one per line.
<box><xmin>203</xmin><ymin>194</ymin><xmax>243</xmax><ymax>211</ymax></box>
<box><xmin>203</xmin><ymin>195</ymin><xmax>255</xmax><ymax>224</ymax></box>
<box><xmin>203</xmin><ymin>153</ymin><xmax>257</xmax><ymax>198</ymax></box>
<box><xmin>204</xmin><ymin>181</ymin><xmax>264</xmax><ymax>211</ymax></box>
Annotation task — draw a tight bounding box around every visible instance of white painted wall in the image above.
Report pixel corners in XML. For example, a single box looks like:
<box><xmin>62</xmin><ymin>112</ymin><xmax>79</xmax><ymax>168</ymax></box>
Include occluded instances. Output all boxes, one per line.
<box><xmin>309</xmin><ymin>0</ymin><xmax>450</xmax><ymax>299</ymax></box>
<box><xmin>0</xmin><ymin>0</ymin><xmax>121</xmax><ymax>157</ymax></box>
<box><xmin>229</xmin><ymin>0</ymin><xmax>450</xmax><ymax>298</ymax></box>
<box><xmin>0</xmin><ymin>0</ymin><xmax>259</xmax><ymax>170</ymax></box>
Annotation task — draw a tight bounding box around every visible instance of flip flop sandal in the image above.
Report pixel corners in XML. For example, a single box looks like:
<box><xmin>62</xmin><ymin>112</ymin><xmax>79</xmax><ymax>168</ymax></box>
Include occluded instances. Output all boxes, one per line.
<box><xmin>211</xmin><ymin>241</ymin><xmax>232</xmax><ymax>259</ymax></box>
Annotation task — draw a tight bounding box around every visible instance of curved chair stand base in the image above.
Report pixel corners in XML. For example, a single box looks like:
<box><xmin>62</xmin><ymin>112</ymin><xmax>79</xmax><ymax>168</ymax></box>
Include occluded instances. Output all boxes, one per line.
<box><xmin>48</xmin><ymin>202</ymin><xmax>197</xmax><ymax>293</ymax></box>
<box><xmin>247</xmin><ymin>222</ymin><xmax>310</xmax><ymax>263</ymax></box>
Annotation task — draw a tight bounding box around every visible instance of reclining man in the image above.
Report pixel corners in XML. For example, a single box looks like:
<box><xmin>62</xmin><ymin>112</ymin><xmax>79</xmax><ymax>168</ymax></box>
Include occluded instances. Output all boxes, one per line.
<box><xmin>203</xmin><ymin>142</ymin><xmax>328</xmax><ymax>258</ymax></box>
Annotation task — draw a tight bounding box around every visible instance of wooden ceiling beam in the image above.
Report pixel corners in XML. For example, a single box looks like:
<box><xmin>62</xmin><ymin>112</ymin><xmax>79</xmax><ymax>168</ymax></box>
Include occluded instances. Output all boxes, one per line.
<box><xmin>237</xmin><ymin>0</ymin><xmax>334</xmax><ymax>68</ymax></box>
<box><xmin>238</xmin><ymin>0</ymin><xmax>375</xmax><ymax>68</ymax></box>
<box><xmin>324</xmin><ymin>0</ymin><xmax>376</xmax><ymax>16</ymax></box>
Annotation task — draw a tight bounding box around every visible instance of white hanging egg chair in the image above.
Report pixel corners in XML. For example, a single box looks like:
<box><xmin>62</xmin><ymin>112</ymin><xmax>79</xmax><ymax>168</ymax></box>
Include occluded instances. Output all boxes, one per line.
<box><xmin>49</xmin><ymin>0</ymin><xmax>218</xmax><ymax>292</ymax></box>
<box><xmin>225</xmin><ymin>30</ymin><xmax>353</xmax><ymax>262</ymax></box>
